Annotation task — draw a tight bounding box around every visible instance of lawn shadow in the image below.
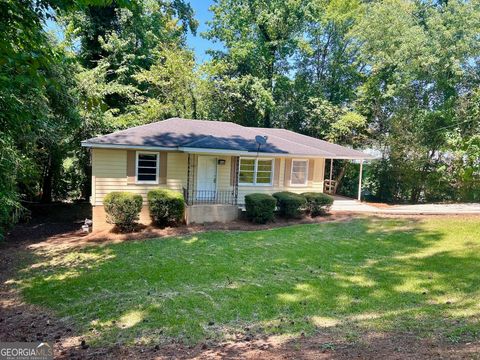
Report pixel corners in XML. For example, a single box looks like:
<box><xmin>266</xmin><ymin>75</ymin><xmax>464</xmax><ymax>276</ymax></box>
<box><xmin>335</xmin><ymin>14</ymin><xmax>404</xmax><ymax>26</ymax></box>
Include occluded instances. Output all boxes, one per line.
<box><xmin>15</xmin><ymin>217</ymin><xmax>480</xmax><ymax>347</ymax></box>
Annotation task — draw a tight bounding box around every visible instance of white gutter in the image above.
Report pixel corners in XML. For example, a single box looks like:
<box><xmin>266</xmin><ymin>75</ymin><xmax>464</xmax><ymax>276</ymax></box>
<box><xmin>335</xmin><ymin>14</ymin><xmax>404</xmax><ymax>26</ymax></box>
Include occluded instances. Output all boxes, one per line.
<box><xmin>81</xmin><ymin>142</ymin><xmax>375</xmax><ymax>160</ymax></box>
<box><xmin>81</xmin><ymin>142</ymin><xmax>175</xmax><ymax>151</ymax></box>
<box><xmin>178</xmin><ymin>147</ymin><xmax>375</xmax><ymax>159</ymax></box>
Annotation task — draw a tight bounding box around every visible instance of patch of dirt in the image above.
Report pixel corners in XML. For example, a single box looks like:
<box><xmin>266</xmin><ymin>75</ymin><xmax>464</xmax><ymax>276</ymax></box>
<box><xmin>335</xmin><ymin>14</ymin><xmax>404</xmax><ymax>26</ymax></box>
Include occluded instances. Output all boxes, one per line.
<box><xmin>8</xmin><ymin>210</ymin><xmax>355</xmax><ymax>251</ymax></box>
<box><xmin>82</xmin><ymin>214</ymin><xmax>356</xmax><ymax>247</ymax></box>
<box><xmin>2</xmin><ymin>204</ymin><xmax>480</xmax><ymax>359</ymax></box>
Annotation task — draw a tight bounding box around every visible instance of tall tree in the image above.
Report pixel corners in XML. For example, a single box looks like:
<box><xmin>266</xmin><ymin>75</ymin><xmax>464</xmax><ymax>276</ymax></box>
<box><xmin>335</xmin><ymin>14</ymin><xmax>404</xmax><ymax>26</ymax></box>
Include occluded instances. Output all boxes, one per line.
<box><xmin>296</xmin><ymin>0</ymin><xmax>363</xmax><ymax>106</ymax></box>
<box><xmin>124</xmin><ymin>45</ymin><xmax>204</xmax><ymax>124</ymax></box>
<box><xmin>63</xmin><ymin>0</ymin><xmax>198</xmax><ymax>197</ymax></box>
<box><xmin>353</xmin><ymin>0</ymin><xmax>480</xmax><ymax>202</ymax></box>
<box><xmin>64</xmin><ymin>0</ymin><xmax>198</xmax><ymax>122</ymax></box>
<box><xmin>204</xmin><ymin>0</ymin><xmax>307</xmax><ymax>127</ymax></box>
<box><xmin>0</xmin><ymin>0</ymin><xmax>108</xmax><ymax>236</ymax></box>
<box><xmin>280</xmin><ymin>0</ymin><xmax>366</xmax><ymax>138</ymax></box>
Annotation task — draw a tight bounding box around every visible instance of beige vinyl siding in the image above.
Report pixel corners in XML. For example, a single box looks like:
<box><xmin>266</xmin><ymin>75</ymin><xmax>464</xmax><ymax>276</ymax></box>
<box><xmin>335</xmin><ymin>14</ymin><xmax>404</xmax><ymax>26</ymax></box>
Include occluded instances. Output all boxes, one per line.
<box><xmin>92</xmin><ymin>149</ymin><xmax>326</xmax><ymax>206</ymax></box>
<box><xmin>216</xmin><ymin>156</ymin><xmax>232</xmax><ymax>191</ymax></box>
<box><xmin>92</xmin><ymin>149</ymin><xmax>127</xmax><ymax>205</ymax></box>
<box><xmin>237</xmin><ymin>157</ymin><xmax>325</xmax><ymax>204</ymax></box>
<box><xmin>166</xmin><ymin>152</ymin><xmax>188</xmax><ymax>189</ymax></box>
<box><xmin>283</xmin><ymin>158</ymin><xmax>324</xmax><ymax>193</ymax></box>
<box><xmin>91</xmin><ymin>149</ymin><xmax>188</xmax><ymax>205</ymax></box>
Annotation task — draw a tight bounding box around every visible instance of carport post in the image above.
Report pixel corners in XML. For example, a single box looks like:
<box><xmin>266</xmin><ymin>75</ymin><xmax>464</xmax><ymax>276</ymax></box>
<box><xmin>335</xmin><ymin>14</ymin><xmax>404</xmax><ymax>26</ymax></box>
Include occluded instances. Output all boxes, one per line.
<box><xmin>329</xmin><ymin>158</ymin><xmax>333</xmax><ymax>193</ymax></box>
<box><xmin>358</xmin><ymin>160</ymin><xmax>364</xmax><ymax>201</ymax></box>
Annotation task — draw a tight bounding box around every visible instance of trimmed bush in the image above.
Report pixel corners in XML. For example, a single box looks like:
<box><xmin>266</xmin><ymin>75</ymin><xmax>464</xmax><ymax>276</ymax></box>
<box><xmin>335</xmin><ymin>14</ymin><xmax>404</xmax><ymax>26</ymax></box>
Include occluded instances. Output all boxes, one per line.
<box><xmin>273</xmin><ymin>191</ymin><xmax>307</xmax><ymax>218</ymax></box>
<box><xmin>147</xmin><ymin>189</ymin><xmax>185</xmax><ymax>226</ymax></box>
<box><xmin>302</xmin><ymin>192</ymin><xmax>334</xmax><ymax>217</ymax></box>
<box><xmin>245</xmin><ymin>193</ymin><xmax>277</xmax><ymax>224</ymax></box>
<box><xmin>104</xmin><ymin>192</ymin><xmax>143</xmax><ymax>231</ymax></box>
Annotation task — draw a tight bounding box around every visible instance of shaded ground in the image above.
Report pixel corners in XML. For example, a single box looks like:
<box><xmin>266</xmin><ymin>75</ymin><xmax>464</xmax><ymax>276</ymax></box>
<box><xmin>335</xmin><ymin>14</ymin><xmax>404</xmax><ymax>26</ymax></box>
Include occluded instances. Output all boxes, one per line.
<box><xmin>1</xmin><ymin>203</ymin><xmax>480</xmax><ymax>359</ymax></box>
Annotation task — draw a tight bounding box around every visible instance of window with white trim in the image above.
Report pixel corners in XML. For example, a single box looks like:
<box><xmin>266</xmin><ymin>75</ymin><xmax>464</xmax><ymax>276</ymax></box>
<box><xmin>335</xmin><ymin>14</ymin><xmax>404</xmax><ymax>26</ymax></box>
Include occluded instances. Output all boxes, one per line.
<box><xmin>239</xmin><ymin>158</ymin><xmax>273</xmax><ymax>185</ymax></box>
<box><xmin>291</xmin><ymin>159</ymin><xmax>308</xmax><ymax>185</ymax></box>
<box><xmin>136</xmin><ymin>152</ymin><xmax>159</xmax><ymax>183</ymax></box>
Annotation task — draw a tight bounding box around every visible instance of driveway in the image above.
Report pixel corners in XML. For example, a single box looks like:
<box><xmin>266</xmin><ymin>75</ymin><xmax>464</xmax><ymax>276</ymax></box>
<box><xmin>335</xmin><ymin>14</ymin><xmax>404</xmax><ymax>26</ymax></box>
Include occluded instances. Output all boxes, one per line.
<box><xmin>332</xmin><ymin>196</ymin><xmax>480</xmax><ymax>215</ymax></box>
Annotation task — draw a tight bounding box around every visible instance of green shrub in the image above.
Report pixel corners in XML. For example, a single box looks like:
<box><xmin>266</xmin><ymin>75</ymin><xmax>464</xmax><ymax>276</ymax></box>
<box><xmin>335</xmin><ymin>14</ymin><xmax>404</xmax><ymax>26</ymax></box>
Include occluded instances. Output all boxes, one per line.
<box><xmin>147</xmin><ymin>189</ymin><xmax>185</xmax><ymax>226</ymax></box>
<box><xmin>244</xmin><ymin>193</ymin><xmax>277</xmax><ymax>224</ymax></box>
<box><xmin>103</xmin><ymin>192</ymin><xmax>143</xmax><ymax>231</ymax></box>
<box><xmin>302</xmin><ymin>192</ymin><xmax>334</xmax><ymax>217</ymax></box>
<box><xmin>273</xmin><ymin>191</ymin><xmax>307</xmax><ymax>218</ymax></box>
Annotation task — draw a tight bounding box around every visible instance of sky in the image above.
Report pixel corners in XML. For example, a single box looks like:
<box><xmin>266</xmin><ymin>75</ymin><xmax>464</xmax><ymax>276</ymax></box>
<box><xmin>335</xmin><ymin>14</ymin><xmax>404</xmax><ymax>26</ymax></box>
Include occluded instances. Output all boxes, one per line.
<box><xmin>186</xmin><ymin>0</ymin><xmax>223</xmax><ymax>63</ymax></box>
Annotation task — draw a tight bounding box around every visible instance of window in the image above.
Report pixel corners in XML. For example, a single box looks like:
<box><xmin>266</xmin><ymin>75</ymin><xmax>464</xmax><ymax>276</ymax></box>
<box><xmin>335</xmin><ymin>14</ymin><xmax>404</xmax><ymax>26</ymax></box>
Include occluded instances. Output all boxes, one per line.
<box><xmin>256</xmin><ymin>159</ymin><xmax>273</xmax><ymax>184</ymax></box>
<box><xmin>291</xmin><ymin>159</ymin><xmax>308</xmax><ymax>186</ymax></box>
<box><xmin>239</xmin><ymin>158</ymin><xmax>273</xmax><ymax>185</ymax></box>
<box><xmin>136</xmin><ymin>152</ymin><xmax>158</xmax><ymax>183</ymax></box>
<box><xmin>239</xmin><ymin>158</ymin><xmax>255</xmax><ymax>184</ymax></box>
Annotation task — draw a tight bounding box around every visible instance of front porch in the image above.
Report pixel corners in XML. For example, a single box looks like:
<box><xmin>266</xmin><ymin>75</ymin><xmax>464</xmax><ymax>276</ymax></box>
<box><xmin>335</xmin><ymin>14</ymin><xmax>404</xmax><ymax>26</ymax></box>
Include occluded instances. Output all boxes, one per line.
<box><xmin>183</xmin><ymin>153</ymin><xmax>239</xmax><ymax>206</ymax></box>
<box><xmin>183</xmin><ymin>188</ymin><xmax>238</xmax><ymax>205</ymax></box>
<box><xmin>182</xmin><ymin>179</ymin><xmax>239</xmax><ymax>225</ymax></box>
<box><xmin>182</xmin><ymin>154</ymin><xmax>367</xmax><ymax>207</ymax></box>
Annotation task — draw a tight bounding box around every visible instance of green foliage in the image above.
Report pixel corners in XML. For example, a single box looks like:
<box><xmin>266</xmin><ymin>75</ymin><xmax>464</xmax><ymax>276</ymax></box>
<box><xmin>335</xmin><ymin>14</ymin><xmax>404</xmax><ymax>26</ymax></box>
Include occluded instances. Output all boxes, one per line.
<box><xmin>147</xmin><ymin>189</ymin><xmax>185</xmax><ymax>227</ymax></box>
<box><xmin>103</xmin><ymin>192</ymin><xmax>143</xmax><ymax>231</ymax></box>
<box><xmin>63</xmin><ymin>0</ymin><xmax>198</xmax><ymax>124</ymax></box>
<box><xmin>0</xmin><ymin>0</ymin><xmax>83</xmax><ymax>237</ymax></box>
<box><xmin>301</xmin><ymin>192</ymin><xmax>334</xmax><ymax>217</ymax></box>
<box><xmin>244</xmin><ymin>193</ymin><xmax>277</xmax><ymax>224</ymax></box>
<box><xmin>302</xmin><ymin>98</ymin><xmax>367</xmax><ymax>146</ymax></box>
<box><xmin>273</xmin><ymin>191</ymin><xmax>307</xmax><ymax>218</ymax></box>
<box><xmin>349</xmin><ymin>0</ymin><xmax>480</xmax><ymax>203</ymax></box>
<box><xmin>2</xmin><ymin>0</ymin><xmax>480</xmax><ymax>242</ymax></box>
<box><xmin>204</xmin><ymin>0</ymin><xmax>308</xmax><ymax>127</ymax></box>
<box><xmin>123</xmin><ymin>45</ymin><xmax>205</xmax><ymax>124</ymax></box>
<box><xmin>0</xmin><ymin>139</ymin><xmax>27</xmax><ymax>241</ymax></box>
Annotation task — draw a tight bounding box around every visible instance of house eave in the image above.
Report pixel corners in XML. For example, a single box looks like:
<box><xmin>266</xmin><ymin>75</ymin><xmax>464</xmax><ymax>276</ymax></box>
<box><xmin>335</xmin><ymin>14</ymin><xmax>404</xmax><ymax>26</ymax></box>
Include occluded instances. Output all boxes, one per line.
<box><xmin>178</xmin><ymin>146</ymin><xmax>374</xmax><ymax>159</ymax></box>
<box><xmin>81</xmin><ymin>142</ymin><xmax>176</xmax><ymax>152</ymax></box>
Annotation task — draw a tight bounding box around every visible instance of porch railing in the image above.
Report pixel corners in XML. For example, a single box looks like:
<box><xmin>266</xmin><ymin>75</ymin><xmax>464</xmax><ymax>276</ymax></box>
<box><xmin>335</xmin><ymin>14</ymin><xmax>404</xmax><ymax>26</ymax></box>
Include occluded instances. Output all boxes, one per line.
<box><xmin>183</xmin><ymin>187</ymin><xmax>237</xmax><ymax>205</ymax></box>
<box><xmin>324</xmin><ymin>179</ymin><xmax>337</xmax><ymax>194</ymax></box>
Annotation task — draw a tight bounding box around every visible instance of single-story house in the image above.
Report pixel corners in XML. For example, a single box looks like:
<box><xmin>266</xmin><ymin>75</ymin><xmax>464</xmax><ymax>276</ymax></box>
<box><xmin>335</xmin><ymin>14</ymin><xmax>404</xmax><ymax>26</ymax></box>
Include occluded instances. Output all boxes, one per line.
<box><xmin>81</xmin><ymin>118</ymin><xmax>374</xmax><ymax>230</ymax></box>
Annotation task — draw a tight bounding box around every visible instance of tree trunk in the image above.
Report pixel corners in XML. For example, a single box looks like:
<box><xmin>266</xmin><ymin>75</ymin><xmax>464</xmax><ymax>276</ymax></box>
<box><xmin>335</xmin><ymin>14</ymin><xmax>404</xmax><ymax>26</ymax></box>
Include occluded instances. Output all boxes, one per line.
<box><xmin>263</xmin><ymin>108</ymin><xmax>271</xmax><ymax>128</ymax></box>
<box><xmin>81</xmin><ymin>150</ymin><xmax>92</xmax><ymax>201</ymax></box>
<box><xmin>191</xmin><ymin>89</ymin><xmax>197</xmax><ymax>119</ymax></box>
<box><xmin>263</xmin><ymin>50</ymin><xmax>275</xmax><ymax>128</ymax></box>
<box><xmin>334</xmin><ymin>162</ymin><xmax>349</xmax><ymax>194</ymax></box>
<box><xmin>41</xmin><ymin>155</ymin><xmax>53</xmax><ymax>203</ymax></box>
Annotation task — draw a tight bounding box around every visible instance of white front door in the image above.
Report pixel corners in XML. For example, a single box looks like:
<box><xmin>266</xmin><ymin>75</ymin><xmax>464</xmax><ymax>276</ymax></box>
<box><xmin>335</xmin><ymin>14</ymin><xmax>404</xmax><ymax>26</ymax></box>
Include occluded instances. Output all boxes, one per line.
<box><xmin>196</xmin><ymin>156</ymin><xmax>217</xmax><ymax>200</ymax></box>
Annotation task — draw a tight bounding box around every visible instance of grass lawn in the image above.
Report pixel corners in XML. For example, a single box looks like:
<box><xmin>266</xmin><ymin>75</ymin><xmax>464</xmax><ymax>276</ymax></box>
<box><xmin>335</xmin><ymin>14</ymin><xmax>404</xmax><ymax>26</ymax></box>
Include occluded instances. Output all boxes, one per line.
<box><xmin>17</xmin><ymin>217</ymin><xmax>480</xmax><ymax>346</ymax></box>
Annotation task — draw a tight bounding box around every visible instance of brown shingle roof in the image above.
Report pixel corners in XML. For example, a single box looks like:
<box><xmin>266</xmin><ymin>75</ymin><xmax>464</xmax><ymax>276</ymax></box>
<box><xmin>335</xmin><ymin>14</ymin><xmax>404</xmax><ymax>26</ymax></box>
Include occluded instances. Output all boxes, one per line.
<box><xmin>82</xmin><ymin>118</ymin><xmax>374</xmax><ymax>159</ymax></box>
